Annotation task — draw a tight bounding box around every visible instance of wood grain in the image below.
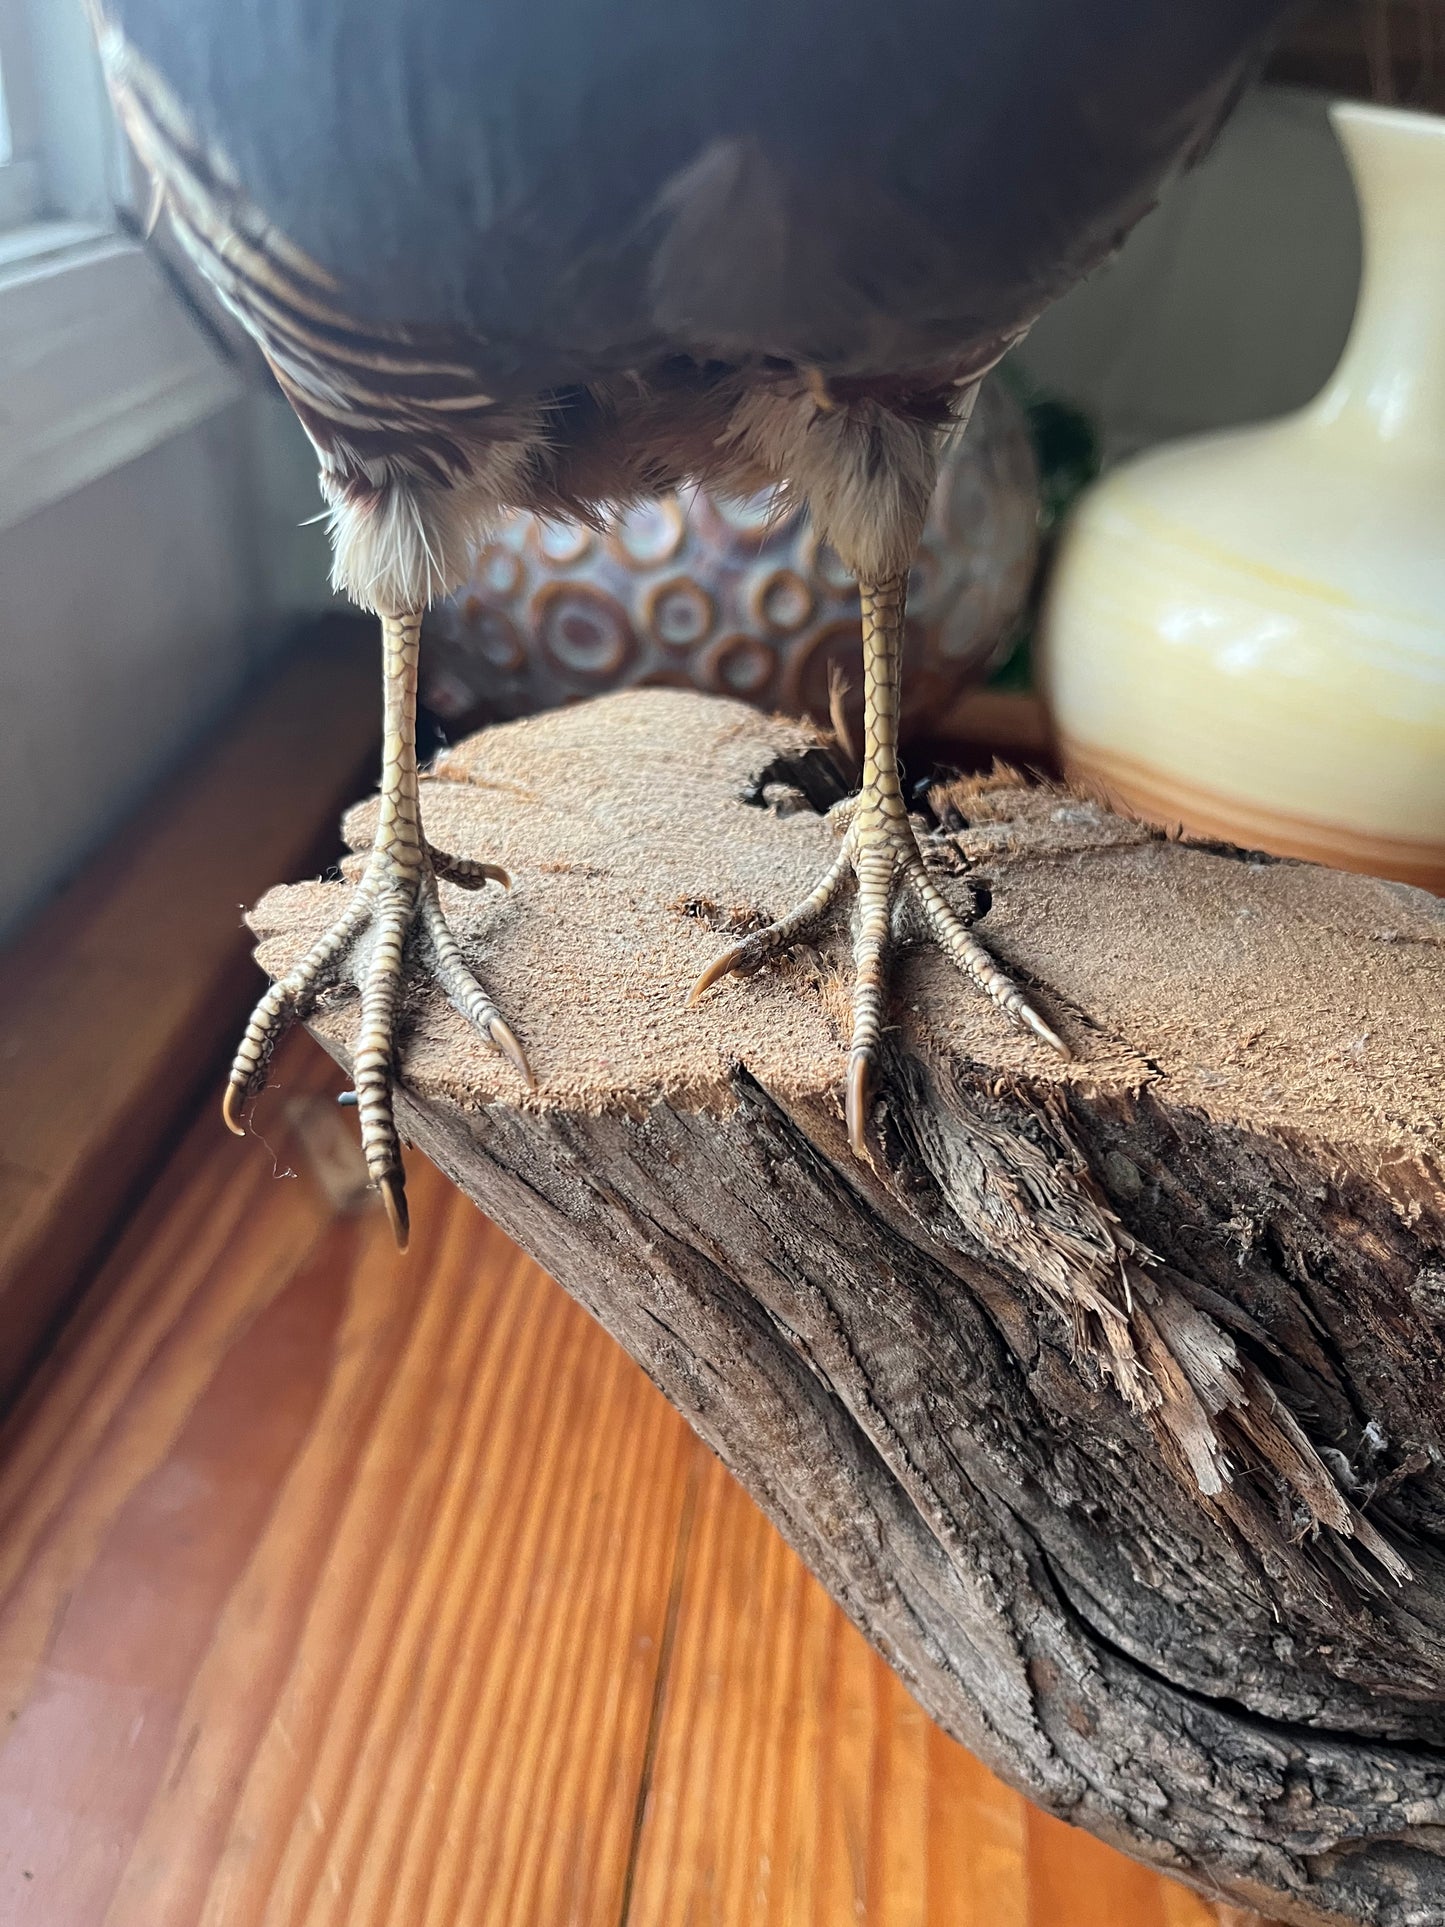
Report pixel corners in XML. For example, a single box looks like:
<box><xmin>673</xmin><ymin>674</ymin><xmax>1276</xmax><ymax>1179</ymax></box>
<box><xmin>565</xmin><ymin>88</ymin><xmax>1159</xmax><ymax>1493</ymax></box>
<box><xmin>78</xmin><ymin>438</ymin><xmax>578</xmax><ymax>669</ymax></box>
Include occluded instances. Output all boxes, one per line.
<box><xmin>0</xmin><ymin>1030</ymin><xmax>1266</xmax><ymax>1927</ymax></box>
<box><xmin>0</xmin><ymin>621</ymin><xmax>378</xmax><ymax>1408</ymax></box>
<box><xmin>627</xmin><ymin>1449</ymin><xmax>1036</xmax><ymax>1927</ymax></box>
<box><xmin>627</xmin><ymin>1449</ymin><xmax>1238</xmax><ymax>1927</ymax></box>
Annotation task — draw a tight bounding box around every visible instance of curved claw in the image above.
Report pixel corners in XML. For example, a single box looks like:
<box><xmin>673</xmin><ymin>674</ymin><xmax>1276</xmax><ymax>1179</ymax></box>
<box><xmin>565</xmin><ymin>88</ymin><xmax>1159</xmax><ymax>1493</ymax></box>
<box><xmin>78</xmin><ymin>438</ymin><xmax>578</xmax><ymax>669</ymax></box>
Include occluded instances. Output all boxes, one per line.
<box><xmin>488</xmin><ymin>1016</ymin><xmax>535</xmax><ymax>1088</ymax></box>
<box><xmin>222</xmin><ymin>1080</ymin><xmax>248</xmax><ymax>1137</ymax></box>
<box><xmin>435</xmin><ymin>854</ymin><xmax>511</xmax><ymax>892</ymax></box>
<box><xmin>1022</xmin><ymin>1006</ymin><xmax>1072</xmax><ymax>1059</ymax></box>
<box><xmin>845</xmin><ymin>1053</ymin><xmax>873</xmax><ymax>1160</ymax></box>
<box><xmin>688</xmin><ymin>944</ymin><xmax>750</xmax><ymax>1007</ymax></box>
<box><xmin>379</xmin><ymin>1170</ymin><xmax>410</xmax><ymax>1252</ymax></box>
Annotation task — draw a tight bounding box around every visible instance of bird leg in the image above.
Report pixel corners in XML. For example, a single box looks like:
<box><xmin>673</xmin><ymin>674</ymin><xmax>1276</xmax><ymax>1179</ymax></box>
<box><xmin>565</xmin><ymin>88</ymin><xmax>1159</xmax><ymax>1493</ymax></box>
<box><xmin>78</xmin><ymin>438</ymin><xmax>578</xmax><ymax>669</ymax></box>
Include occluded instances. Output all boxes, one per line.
<box><xmin>223</xmin><ymin>611</ymin><xmax>530</xmax><ymax>1247</ymax></box>
<box><xmin>692</xmin><ymin>573</ymin><xmax>1066</xmax><ymax>1156</ymax></box>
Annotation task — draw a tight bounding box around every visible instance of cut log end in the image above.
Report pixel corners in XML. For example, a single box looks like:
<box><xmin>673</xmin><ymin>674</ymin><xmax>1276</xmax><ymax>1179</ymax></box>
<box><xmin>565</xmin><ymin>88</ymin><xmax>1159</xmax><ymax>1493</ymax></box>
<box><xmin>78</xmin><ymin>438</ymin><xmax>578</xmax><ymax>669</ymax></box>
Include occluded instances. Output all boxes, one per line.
<box><xmin>250</xmin><ymin>690</ymin><xmax>1445</xmax><ymax>1927</ymax></box>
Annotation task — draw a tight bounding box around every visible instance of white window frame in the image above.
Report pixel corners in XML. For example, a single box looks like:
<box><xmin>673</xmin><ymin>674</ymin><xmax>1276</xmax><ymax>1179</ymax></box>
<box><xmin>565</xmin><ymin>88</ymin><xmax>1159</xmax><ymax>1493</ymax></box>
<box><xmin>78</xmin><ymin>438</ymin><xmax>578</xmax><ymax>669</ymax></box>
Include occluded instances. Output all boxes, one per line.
<box><xmin>0</xmin><ymin>0</ymin><xmax>242</xmax><ymax>535</ymax></box>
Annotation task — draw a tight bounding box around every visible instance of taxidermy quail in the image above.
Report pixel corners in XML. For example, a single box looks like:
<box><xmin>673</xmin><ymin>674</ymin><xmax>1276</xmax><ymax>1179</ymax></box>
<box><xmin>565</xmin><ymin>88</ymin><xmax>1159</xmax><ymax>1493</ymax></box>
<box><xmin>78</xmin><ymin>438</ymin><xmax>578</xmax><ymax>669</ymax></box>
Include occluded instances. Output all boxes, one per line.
<box><xmin>89</xmin><ymin>0</ymin><xmax>1293</xmax><ymax>1244</ymax></box>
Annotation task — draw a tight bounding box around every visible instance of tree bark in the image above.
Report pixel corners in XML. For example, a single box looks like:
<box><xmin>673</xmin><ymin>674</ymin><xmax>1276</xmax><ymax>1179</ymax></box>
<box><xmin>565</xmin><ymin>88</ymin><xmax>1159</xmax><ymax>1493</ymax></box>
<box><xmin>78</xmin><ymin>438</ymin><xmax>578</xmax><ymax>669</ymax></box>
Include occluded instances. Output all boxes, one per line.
<box><xmin>251</xmin><ymin>690</ymin><xmax>1445</xmax><ymax>1926</ymax></box>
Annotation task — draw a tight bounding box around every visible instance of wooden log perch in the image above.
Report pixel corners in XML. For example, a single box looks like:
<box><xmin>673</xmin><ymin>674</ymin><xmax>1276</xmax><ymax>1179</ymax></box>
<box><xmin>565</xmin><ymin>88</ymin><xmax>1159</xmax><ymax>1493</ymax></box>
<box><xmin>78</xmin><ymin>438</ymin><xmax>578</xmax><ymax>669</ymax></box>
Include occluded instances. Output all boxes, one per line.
<box><xmin>250</xmin><ymin>690</ymin><xmax>1445</xmax><ymax>1927</ymax></box>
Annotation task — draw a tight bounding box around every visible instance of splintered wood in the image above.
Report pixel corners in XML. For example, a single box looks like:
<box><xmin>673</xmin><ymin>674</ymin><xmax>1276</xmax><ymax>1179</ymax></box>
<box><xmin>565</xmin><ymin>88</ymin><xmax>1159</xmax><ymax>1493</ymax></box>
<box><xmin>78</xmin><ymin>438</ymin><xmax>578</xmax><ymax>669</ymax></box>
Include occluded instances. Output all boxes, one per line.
<box><xmin>252</xmin><ymin>690</ymin><xmax>1445</xmax><ymax>1927</ymax></box>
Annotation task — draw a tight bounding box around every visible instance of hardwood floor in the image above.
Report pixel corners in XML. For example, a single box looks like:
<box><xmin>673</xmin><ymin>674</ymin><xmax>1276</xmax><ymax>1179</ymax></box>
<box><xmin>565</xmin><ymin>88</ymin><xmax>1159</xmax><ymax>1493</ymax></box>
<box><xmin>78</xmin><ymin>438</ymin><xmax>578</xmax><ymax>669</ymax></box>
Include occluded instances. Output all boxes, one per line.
<box><xmin>0</xmin><ymin>1031</ymin><xmax>1270</xmax><ymax>1927</ymax></box>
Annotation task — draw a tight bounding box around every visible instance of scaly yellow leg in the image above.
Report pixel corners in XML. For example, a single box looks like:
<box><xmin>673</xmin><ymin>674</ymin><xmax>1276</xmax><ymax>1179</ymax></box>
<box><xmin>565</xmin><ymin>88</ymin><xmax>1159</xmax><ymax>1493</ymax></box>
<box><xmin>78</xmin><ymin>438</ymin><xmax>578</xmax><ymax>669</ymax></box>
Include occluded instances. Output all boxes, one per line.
<box><xmin>692</xmin><ymin>571</ymin><xmax>1067</xmax><ymax>1158</ymax></box>
<box><xmin>223</xmin><ymin>611</ymin><xmax>530</xmax><ymax>1247</ymax></box>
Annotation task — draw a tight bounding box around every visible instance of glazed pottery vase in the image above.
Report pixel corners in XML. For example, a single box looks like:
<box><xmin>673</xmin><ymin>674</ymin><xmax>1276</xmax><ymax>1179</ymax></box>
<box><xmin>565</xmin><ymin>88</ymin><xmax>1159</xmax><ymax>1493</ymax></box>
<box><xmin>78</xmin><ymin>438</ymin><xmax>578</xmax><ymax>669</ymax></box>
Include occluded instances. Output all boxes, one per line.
<box><xmin>1041</xmin><ymin>101</ymin><xmax>1445</xmax><ymax>893</ymax></box>
<box><xmin>424</xmin><ymin>375</ymin><xmax>1039</xmax><ymax>745</ymax></box>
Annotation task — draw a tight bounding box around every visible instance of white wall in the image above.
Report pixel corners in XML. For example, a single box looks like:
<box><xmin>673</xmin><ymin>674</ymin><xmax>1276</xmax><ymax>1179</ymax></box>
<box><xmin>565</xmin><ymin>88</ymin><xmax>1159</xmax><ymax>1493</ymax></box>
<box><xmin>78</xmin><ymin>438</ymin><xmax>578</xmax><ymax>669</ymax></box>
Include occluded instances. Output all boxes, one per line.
<box><xmin>0</xmin><ymin>402</ymin><xmax>267</xmax><ymax>935</ymax></box>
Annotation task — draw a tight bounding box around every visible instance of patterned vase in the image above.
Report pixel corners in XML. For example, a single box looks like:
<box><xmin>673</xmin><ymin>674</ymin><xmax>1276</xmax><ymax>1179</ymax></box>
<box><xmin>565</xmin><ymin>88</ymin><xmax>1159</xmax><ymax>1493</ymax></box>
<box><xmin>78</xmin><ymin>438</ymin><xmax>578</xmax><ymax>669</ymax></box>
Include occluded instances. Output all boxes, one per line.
<box><xmin>1041</xmin><ymin>101</ymin><xmax>1445</xmax><ymax>893</ymax></box>
<box><xmin>423</xmin><ymin>375</ymin><xmax>1039</xmax><ymax>743</ymax></box>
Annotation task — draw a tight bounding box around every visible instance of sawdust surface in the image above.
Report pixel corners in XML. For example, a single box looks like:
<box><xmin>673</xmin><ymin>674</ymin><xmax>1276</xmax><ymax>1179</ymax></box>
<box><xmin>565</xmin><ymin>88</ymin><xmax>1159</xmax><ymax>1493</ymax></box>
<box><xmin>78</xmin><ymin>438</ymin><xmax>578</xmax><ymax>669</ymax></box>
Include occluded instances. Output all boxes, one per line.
<box><xmin>251</xmin><ymin>690</ymin><xmax>1444</xmax><ymax>1173</ymax></box>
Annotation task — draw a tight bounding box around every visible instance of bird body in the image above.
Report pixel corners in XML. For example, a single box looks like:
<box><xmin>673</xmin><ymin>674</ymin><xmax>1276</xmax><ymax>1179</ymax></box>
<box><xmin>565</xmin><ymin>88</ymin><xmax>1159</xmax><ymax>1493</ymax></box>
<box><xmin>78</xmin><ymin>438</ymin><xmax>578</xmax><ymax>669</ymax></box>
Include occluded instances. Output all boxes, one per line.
<box><xmin>104</xmin><ymin>0</ymin><xmax>1272</xmax><ymax>368</ymax></box>
<box><xmin>99</xmin><ymin>0</ymin><xmax>1285</xmax><ymax>597</ymax></box>
<box><xmin>90</xmin><ymin>0</ymin><xmax>1294</xmax><ymax>1236</ymax></box>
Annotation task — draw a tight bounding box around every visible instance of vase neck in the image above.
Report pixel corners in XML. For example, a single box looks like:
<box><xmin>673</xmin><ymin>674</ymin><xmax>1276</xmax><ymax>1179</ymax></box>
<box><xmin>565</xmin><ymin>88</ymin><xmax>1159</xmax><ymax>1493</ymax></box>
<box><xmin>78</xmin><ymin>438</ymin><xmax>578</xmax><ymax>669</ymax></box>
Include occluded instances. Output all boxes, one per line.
<box><xmin>1309</xmin><ymin>103</ymin><xmax>1445</xmax><ymax>461</ymax></box>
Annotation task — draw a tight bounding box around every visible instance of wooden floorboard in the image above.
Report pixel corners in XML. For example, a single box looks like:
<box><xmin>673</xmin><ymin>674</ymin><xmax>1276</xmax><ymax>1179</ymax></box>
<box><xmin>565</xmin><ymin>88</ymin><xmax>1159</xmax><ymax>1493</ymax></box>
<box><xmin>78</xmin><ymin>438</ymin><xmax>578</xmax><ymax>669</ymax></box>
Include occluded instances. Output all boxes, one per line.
<box><xmin>0</xmin><ymin>622</ymin><xmax>378</xmax><ymax>1406</ymax></box>
<box><xmin>0</xmin><ymin>1030</ymin><xmax>1271</xmax><ymax>1927</ymax></box>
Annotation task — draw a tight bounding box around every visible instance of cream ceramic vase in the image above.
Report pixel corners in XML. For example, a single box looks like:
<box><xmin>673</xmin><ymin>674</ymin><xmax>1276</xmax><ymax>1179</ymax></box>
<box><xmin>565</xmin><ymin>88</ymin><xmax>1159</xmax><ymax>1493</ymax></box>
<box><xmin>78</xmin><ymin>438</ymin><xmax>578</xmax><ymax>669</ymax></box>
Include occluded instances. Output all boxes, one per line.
<box><xmin>1041</xmin><ymin>101</ymin><xmax>1445</xmax><ymax>893</ymax></box>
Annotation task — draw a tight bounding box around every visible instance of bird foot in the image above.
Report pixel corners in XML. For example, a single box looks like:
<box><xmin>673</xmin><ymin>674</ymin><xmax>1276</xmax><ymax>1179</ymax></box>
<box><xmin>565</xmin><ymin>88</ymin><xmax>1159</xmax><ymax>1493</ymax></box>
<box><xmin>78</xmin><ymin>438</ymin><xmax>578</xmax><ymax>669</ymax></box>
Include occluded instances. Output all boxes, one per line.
<box><xmin>690</xmin><ymin>800</ymin><xmax>1067</xmax><ymax>1157</ymax></box>
<box><xmin>224</xmin><ymin>840</ymin><xmax>530</xmax><ymax>1249</ymax></box>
